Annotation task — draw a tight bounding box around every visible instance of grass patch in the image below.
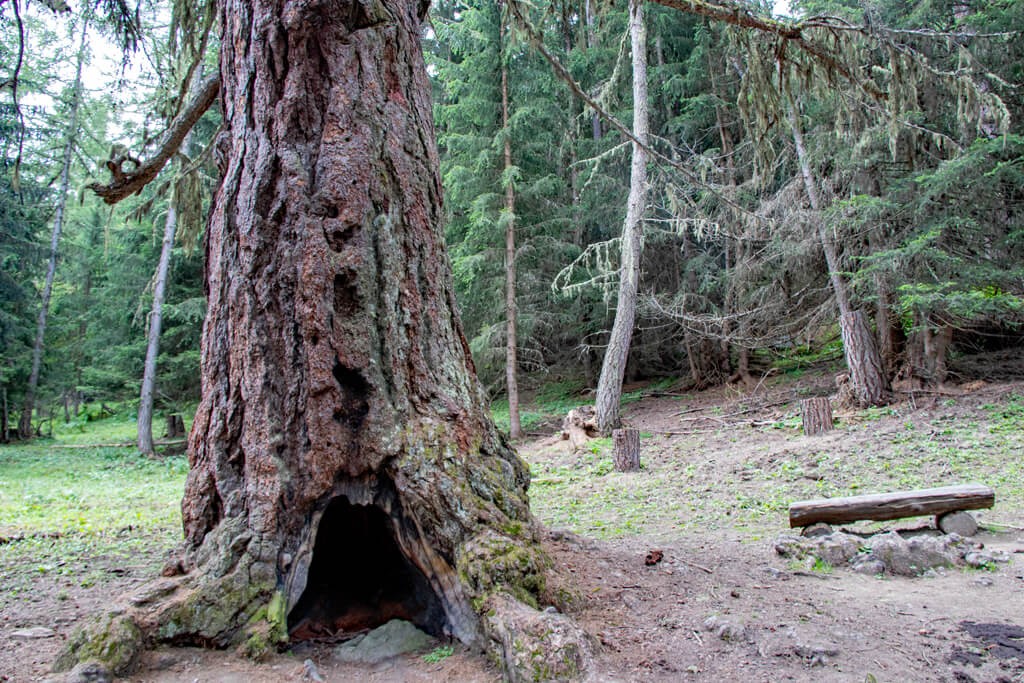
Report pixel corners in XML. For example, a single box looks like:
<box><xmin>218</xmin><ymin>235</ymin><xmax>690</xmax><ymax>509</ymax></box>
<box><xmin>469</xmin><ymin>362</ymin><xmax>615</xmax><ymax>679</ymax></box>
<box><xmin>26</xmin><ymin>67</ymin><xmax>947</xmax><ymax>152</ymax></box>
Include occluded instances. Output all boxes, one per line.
<box><xmin>524</xmin><ymin>386</ymin><xmax>1024</xmax><ymax>539</ymax></box>
<box><xmin>491</xmin><ymin>378</ymin><xmax>592</xmax><ymax>433</ymax></box>
<box><xmin>491</xmin><ymin>377</ymin><xmax>681</xmax><ymax>435</ymax></box>
<box><xmin>0</xmin><ymin>416</ymin><xmax>187</xmax><ymax>610</ymax></box>
<box><xmin>422</xmin><ymin>645</ymin><xmax>454</xmax><ymax>663</ymax></box>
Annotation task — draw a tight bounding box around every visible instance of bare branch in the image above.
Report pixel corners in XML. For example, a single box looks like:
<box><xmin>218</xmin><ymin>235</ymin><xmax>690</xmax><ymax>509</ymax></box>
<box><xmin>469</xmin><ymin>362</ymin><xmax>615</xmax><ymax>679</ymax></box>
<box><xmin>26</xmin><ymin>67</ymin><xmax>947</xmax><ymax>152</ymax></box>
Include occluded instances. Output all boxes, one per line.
<box><xmin>88</xmin><ymin>72</ymin><xmax>220</xmax><ymax>204</ymax></box>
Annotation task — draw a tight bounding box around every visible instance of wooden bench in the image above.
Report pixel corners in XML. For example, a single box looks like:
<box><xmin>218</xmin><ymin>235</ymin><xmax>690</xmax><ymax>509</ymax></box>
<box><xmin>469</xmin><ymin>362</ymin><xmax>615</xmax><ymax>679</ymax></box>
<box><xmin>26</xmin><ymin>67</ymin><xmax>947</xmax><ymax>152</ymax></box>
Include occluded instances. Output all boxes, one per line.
<box><xmin>789</xmin><ymin>483</ymin><xmax>995</xmax><ymax>528</ymax></box>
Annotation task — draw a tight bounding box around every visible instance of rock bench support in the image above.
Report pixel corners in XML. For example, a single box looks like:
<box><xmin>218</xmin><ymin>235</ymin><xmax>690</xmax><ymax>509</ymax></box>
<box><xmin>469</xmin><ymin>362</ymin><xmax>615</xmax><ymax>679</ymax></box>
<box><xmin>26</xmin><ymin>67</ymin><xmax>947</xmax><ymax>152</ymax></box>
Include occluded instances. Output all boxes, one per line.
<box><xmin>788</xmin><ymin>484</ymin><xmax>995</xmax><ymax>528</ymax></box>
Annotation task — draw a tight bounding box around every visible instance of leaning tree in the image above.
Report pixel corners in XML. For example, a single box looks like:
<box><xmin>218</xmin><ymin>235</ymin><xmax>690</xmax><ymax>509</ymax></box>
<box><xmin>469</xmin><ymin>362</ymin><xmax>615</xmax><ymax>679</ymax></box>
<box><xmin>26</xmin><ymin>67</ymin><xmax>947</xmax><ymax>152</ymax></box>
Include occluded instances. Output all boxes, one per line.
<box><xmin>56</xmin><ymin>0</ymin><xmax>589</xmax><ymax>679</ymax></box>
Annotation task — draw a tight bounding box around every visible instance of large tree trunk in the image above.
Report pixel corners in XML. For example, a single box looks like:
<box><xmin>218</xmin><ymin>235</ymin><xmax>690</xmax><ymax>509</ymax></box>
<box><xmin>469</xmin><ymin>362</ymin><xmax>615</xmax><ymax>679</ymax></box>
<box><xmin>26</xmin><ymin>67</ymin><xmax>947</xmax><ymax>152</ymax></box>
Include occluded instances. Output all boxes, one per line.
<box><xmin>19</xmin><ymin>22</ymin><xmax>88</xmax><ymax>438</ymax></box>
<box><xmin>137</xmin><ymin>202</ymin><xmax>178</xmax><ymax>455</ymax></box>
<box><xmin>595</xmin><ymin>0</ymin><xmax>648</xmax><ymax>434</ymax></box>
<box><xmin>500</xmin><ymin>24</ymin><xmax>522</xmax><ymax>440</ymax></box>
<box><xmin>786</xmin><ymin>99</ymin><xmax>888</xmax><ymax>407</ymax></box>
<box><xmin>56</xmin><ymin>1</ymin><xmax>588</xmax><ymax>679</ymax></box>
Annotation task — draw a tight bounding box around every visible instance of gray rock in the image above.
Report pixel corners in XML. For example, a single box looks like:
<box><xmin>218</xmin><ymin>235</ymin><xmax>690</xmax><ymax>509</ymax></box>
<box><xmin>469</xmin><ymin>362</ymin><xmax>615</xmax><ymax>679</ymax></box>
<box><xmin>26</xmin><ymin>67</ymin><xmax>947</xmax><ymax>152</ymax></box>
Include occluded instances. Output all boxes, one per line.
<box><xmin>963</xmin><ymin>550</ymin><xmax>1008</xmax><ymax>568</ymax></box>
<box><xmin>792</xmin><ymin>642</ymin><xmax>840</xmax><ymax>666</ymax></box>
<box><xmin>814</xmin><ymin>533</ymin><xmax>863</xmax><ymax>567</ymax></box>
<box><xmin>149</xmin><ymin>652</ymin><xmax>179</xmax><ymax>671</ymax></box>
<box><xmin>302</xmin><ymin>658</ymin><xmax>324</xmax><ymax>682</ymax></box>
<box><xmin>937</xmin><ymin>511</ymin><xmax>978</xmax><ymax>537</ymax></box>
<box><xmin>333</xmin><ymin>620</ymin><xmax>435</xmax><ymax>664</ymax></box>
<box><xmin>11</xmin><ymin>626</ymin><xmax>56</xmax><ymax>639</ymax></box>
<box><xmin>973</xmin><ymin>576</ymin><xmax>994</xmax><ymax>587</ymax></box>
<box><xmin>864</xmin><ymin>532</ymin><xmax>961</xmax><ymax>576</ymax></box>
<box><xmin>773</xmin><ymin>531</ymin><xmax>862</xmax><ymax>567</ymax></box>
<box><xmin>773</xmin><ymin>534</ymin><xmax>808</xmax><ymax>558</ymax></box>
<box><xmin>801</xmin><ymin>523</ymin><xmax>833</xmax><ymax>538</ymax></box>
<box><xmin>851</xmin><ymin>560</ymin><xmax>886</xmax><ymax>576</ymax></box>
<box><xmin>757</xmin><ymin>628</ymin><xmax>840</xmax><ymax>666</ymax></box>
<box><xmin>703</xmin><ymin>615</ymin><xmax>747</xmax><ymax>643</ymax></box>
<box><xmin>64</xmin><ymin>662</ymin><xmax>113</xmax><ymax>683</ymax></box>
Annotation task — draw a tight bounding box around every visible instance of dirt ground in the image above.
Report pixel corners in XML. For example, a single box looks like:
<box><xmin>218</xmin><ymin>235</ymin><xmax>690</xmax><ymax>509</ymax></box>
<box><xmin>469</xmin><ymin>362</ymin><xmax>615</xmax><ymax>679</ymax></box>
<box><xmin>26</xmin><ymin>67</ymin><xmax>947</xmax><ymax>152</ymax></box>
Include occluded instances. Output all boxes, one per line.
<box><xmin>2</xmin><ymin>374</ymin><xmax>1022</xmax><ymax>682</ymax></box>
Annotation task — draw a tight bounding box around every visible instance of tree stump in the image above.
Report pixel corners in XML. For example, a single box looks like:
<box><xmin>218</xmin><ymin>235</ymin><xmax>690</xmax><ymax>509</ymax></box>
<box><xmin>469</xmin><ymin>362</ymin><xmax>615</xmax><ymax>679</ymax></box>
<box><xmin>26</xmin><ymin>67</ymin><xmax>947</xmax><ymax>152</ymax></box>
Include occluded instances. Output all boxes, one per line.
<box><xmin>612</xmin><ymin>428</ymin><xmax>641</xmax><ymax>472</ymax></box>
<box><xmin>163</xmin><ymin>414</ymin><xmax>185</xmax><ymax>439</ymax></box>
<box><xmin>800</xmin><ymin>397</ymin><xmax>833</xmax><ymax>436</ymax></box>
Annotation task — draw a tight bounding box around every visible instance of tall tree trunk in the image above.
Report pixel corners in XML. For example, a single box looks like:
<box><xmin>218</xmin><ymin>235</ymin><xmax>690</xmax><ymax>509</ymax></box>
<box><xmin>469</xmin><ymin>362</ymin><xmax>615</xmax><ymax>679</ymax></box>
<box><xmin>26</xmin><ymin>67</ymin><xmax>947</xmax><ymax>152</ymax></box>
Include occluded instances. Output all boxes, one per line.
<box><xmin>786</xmin><ymin>99</ymin><xmax>888</xmax><ymax>407</ymax></box>
<box><xmin>137</xmin><ymin>202</ymin><xmax>178</xmax><ymax>455</ymax></box>
<box><xmin>595</xmin><ymin>0</ymin><xmax>648</xmax><ymax>434</ymax></box>
<box><xmin>874</xmin><ymin>271</ymin><xmax>903</xmax><ymax>377</ymax></box>
<box><xmin>2</xmin><ymin>387</ymin><xmax>8</xmax><ymax>443</ymax></box>
<box><xmin>584</xmin><ymin>0</ymin><xmax>602</xmax><ymax>141</ymax></box>
<box><xmin>19</xmin><ymin>21</ymin><xmax>88</xmax><ymax>438</ymax></box>
<box><xmin>500</xmin><ymin>23</ymin><xmax>521</xmax><ymax>440</ymax></box>
<box><xmin>56</xmin><ymin>2</ymin><xmax>588</xmax><ymax>679</ymax></box>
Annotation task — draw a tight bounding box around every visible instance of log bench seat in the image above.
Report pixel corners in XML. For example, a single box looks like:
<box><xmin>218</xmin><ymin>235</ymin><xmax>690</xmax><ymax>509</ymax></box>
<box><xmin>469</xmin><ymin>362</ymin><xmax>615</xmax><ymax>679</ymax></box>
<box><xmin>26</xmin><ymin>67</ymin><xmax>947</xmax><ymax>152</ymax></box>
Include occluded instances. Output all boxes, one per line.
<box><xmin>789</xmin><ymin>483</ymin><xmax>995</xmax><ymax>528</ymax></box>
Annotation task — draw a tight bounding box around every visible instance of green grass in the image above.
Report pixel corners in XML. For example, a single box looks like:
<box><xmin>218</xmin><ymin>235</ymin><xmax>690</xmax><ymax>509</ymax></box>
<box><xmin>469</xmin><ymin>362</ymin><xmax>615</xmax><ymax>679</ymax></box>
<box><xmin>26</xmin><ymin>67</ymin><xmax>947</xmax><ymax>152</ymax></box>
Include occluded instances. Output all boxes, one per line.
<box><xmin>422</xmin><ymin>645</ymin><xmax>455</xmax><ymax>663</ymax></box>
<box><xmin>0</xmin><ymin>416</ymin><xmax>188</xmax><ymax>609</ymax></box>
<box><xmin>524</xmin><ymin>389</ymin><xmax>1024</xmax><ymax>540</ymax></box>
<box><xmin>490</xmin><ymin>378</ymin><xmax>592</xmax><ymax>433</ymax></box>
<box><xmin>491</xmin><ymin>376</ymin><xmax>682</xmax><ymax>434</ymax></box>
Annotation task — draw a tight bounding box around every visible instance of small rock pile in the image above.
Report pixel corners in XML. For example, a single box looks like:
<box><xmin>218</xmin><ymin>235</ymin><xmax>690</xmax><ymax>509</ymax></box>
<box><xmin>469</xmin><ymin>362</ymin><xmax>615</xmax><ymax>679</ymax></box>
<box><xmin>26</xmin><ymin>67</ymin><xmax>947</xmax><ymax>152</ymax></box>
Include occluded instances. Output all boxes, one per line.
<box><xmin>774</xmin><ymin>529</ymin><xmax>1011</xmax><ymax>576</ymax></box>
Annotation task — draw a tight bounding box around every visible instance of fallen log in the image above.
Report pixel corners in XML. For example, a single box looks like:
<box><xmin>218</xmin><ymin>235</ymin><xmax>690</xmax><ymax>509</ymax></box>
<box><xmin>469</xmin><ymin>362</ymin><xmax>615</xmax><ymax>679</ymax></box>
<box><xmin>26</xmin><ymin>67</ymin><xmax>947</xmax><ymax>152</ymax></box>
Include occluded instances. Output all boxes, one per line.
<box><xmin>789</xmin><ymin>483</ymin><xmax>995</xmax><ymax>528</ymax></box>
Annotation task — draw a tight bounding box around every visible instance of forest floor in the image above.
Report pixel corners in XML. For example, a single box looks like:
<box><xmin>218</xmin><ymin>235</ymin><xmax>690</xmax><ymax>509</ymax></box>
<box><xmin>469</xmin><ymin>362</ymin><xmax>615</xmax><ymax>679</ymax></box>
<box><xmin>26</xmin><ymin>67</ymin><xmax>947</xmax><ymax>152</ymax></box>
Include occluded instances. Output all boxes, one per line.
<box><xmin>1</xmin><ymin>367</ymin><xmax>1023</xmax><ymax>682</ymax></box>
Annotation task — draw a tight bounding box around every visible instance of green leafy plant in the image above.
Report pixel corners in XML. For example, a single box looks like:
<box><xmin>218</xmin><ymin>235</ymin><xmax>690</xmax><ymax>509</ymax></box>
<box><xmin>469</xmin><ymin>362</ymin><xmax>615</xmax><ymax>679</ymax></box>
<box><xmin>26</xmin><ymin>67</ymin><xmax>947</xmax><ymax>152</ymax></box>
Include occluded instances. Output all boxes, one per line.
<box><xmin>422</xmin><ymin>645</ymin><xmax>454</xmax><ymax>663</ymax></box>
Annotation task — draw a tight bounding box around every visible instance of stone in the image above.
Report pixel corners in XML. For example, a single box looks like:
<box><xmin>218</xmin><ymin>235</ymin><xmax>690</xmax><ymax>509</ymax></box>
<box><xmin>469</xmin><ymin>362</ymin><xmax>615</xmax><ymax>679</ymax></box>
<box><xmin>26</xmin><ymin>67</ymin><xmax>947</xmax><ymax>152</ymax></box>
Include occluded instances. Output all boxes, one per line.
<box><xmin>937</xmin><ymin>511</ymin><xmax>978</xmax><ymax>537</ymax></box>
<box><xmin>757</xmin><ymin>627</ymin><xmax>840</xmax><ymax>666</ymax></box>
<box><xmin>801</xmin><ymin>523</ymin><xmax>833</xmax><ymax>538</ymax></box>
<box><xmin>773</xmin><ymin>531</ymin><xmax>862</xmax><ymax>567</ymax></box>
<box><xmin>773</xmin><ymin>535</ymin><xmax>807</xmax><ymax>558</ymax></box>
<box><xmin>851</xmin><ymin>560</ymin><xmax>886</xmax><ymax>576</ymax></box>
<box><xmin>302</xmin><ymin>658</ymin><xmax>324</xmax><ymax>682</ymax></box>
<box><xmin>964</xmin><ymin>551</ymin><xmax>999</xmax><ymax>568</ymax></box>
<box><xmin>814</xmin><ymin>533</ymin><xmax>863</xmax><ymax>567</ymax></box>
<box><xmin>64</xmin><ymin>662</ymin><xmax>113</xmax><ymax>683</ymax></box>
<box><xmin>703</xmin><ymin>615</ymin><xmax>747</xmax><ymax>643</ymax></box>
<box><xmin>792</xmin><ymin>642</ymin><xmax>840</xmax><ymax>666</ymax></box>
<box><xmin>150</xmin><ymin>653</ymin><xmax>180</xmax><ymax>671</ymax></box>
<box><xmin>333</xmin><ymin>620</ymin><xmax>435</xmax><ymax>664</ymax></box>
<box><xmin>863</xmin><ymin>532</ymin><xmax>961</xmax><ymax>576</ymax></box>
<box><xmin>11</xmin><ymin>626</ymin><xmax>56</xmax><ymax>639</ymax></box>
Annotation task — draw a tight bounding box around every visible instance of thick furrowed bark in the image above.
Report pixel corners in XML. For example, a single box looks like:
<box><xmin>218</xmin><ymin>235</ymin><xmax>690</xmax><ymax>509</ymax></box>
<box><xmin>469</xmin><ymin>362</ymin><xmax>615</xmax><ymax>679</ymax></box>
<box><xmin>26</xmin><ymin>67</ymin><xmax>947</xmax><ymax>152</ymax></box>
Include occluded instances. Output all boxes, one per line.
<box><xmin>56</xmin><ymin>1</ymin><xmax>591</xmax><ymax>679</ymax></box>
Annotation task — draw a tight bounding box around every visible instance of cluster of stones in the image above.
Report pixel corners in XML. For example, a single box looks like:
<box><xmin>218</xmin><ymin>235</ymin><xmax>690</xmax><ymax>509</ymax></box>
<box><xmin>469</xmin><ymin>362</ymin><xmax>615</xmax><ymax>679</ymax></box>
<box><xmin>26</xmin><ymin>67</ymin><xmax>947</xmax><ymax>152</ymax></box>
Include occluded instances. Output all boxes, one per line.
<box><xmin>774</xmin><ymin>525</ymin><xmax>1011</xmax><ymax>576</ymax></box>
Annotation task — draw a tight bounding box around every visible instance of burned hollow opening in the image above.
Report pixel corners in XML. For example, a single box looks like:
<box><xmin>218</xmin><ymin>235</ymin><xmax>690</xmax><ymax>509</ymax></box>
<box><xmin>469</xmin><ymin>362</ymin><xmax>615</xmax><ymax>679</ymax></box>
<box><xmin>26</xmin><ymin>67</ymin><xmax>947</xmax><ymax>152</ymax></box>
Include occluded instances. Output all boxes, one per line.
<box><xmin>287</xmin><ymin>496</ymin><xmax>447</xmax><ymax>641</ymax></box>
